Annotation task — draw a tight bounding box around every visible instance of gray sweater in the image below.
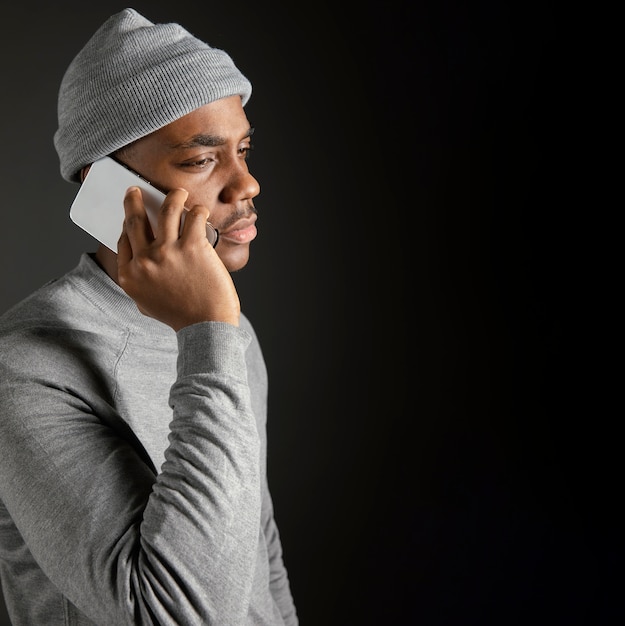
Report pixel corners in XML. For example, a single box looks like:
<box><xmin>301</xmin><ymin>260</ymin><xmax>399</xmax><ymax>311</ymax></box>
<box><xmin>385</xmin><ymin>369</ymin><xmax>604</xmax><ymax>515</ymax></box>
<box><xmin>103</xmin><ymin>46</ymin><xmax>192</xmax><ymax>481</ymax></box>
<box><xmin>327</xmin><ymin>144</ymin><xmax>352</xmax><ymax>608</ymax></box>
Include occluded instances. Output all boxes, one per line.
<box><xmin>0</xmin><ymin>253</ymin><xmax>297</xmax><ymax>626</ymax></box>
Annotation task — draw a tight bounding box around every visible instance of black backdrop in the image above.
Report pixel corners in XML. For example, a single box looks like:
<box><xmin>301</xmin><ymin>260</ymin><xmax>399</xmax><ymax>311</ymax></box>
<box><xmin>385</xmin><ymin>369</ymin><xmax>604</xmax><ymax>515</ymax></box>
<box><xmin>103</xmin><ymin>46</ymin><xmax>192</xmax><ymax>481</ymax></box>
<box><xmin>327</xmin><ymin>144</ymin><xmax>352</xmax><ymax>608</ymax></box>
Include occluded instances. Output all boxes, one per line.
<box><xmin>0</xmin><ymin>2</ymin><xmax>619</xmax><ymax>625</ymax></box>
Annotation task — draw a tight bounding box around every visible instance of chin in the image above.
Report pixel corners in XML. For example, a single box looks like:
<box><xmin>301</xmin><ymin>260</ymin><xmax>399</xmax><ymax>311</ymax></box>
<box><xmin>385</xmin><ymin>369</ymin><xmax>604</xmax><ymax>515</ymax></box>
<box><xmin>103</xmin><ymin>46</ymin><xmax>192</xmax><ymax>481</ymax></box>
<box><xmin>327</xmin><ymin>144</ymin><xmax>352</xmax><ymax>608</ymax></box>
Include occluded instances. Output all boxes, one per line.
<box><xmin>219</xmin><ymin>245</ymin><xmax>251</xmax><ymax>273</ymax></box>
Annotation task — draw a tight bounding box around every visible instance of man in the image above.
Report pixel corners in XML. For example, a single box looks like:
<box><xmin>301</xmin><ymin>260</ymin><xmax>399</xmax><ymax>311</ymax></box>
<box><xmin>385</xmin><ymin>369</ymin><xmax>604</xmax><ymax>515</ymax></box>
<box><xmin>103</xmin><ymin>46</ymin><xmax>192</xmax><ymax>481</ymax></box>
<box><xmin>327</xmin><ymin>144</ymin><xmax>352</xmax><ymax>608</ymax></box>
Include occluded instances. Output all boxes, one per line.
<box><xmin>0</xmin><ymin>8</ymin><xmax>298</xmax><ymax>625</ymax></box>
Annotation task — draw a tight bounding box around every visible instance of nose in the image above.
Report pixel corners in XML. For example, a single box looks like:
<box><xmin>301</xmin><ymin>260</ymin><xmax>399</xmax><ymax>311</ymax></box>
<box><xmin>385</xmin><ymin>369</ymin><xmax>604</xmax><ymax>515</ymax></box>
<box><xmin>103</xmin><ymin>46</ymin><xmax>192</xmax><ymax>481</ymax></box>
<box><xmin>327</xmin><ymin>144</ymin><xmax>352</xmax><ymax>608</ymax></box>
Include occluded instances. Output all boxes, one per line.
<box><xmin>219</xmin><ymin>160</ymin><xmax>260</xmax><ymax>204</ymax></box>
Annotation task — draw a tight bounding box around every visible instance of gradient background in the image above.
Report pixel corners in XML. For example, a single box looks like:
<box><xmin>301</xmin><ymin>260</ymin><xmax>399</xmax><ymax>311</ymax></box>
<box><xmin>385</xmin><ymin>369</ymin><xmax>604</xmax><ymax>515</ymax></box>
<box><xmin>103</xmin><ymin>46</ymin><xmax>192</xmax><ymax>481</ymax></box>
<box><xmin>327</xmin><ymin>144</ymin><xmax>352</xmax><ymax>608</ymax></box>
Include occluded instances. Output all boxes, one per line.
<box><xmin>0</xmin><ymin>2</ymin><xmax>618</xmax><ymax>625</ymax></box>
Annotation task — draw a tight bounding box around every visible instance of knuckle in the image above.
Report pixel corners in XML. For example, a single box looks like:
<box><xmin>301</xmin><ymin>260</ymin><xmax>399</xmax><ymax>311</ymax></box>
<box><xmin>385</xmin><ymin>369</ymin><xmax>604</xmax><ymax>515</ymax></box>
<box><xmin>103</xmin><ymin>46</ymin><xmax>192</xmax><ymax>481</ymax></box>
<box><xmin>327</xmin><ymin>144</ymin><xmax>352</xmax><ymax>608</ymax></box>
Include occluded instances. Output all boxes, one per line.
<box><xmin>124</xmin><ymin>214</ymin><xmax>143</xmax><ymax>229</ymax></box>
<box><xmin>186</xmin><ymin>206</ymin><xmax>210</xmax><ymax>222</ymax></box>
<box><xmin>134</xmin><ymin>255</ymin><xmax>157</xmax><ymax>274</ymax></box>
<box><xmin>159</xmin><ymin>203</ymin><xmax>179</xmax><ymax>218</ymax></box>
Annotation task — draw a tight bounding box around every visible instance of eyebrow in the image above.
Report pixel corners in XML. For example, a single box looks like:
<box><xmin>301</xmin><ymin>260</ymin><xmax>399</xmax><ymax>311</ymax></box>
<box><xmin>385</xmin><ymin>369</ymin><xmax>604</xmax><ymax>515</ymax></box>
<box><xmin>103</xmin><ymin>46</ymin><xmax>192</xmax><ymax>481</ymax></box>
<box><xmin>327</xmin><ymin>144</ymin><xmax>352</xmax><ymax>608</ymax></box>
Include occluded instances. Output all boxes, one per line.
<box><xmin>170</xmin><ymin>126</ymin><xmax>255</xmax><ymax>150</ymax></box>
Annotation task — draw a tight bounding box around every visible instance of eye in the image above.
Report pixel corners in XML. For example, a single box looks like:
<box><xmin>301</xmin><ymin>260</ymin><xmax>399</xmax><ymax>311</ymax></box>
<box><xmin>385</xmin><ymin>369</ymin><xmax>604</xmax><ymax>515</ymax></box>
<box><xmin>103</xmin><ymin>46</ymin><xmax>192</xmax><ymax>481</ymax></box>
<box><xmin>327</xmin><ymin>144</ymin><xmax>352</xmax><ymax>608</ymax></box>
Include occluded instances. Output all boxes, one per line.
<box><xmin>181</xmin><ymin>157</ymin><xmax>215</xmax><ymax>169</ymax></box>
<box><xmin>239</xmin><ymin>143</ymin><xmax>254</xmax><ymax>160</ymax></box>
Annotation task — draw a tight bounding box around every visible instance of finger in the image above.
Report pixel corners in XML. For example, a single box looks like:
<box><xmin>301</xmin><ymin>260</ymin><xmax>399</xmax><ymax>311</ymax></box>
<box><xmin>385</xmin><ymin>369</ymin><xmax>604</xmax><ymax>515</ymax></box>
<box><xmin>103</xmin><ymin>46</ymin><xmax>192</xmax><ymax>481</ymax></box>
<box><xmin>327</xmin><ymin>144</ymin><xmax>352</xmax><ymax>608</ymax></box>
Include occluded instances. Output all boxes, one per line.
<box><xmin>116</xmin><ymin>223</ymin><xmax>132</xmax><ymax>265</ymax></box>
<box><xmin>123</xmin><ymin>187</ymin><xmax>152</xmax><ymax>248</ymax></box>
<box><xmin>180</xmin><ymin>204</ymin><xmax>212</xmax><ymax>242</ymax></box>
<box><xmin>155</xmin><ymin>188</ymin><xmax>188</xmax><ymax>241</ymax></box>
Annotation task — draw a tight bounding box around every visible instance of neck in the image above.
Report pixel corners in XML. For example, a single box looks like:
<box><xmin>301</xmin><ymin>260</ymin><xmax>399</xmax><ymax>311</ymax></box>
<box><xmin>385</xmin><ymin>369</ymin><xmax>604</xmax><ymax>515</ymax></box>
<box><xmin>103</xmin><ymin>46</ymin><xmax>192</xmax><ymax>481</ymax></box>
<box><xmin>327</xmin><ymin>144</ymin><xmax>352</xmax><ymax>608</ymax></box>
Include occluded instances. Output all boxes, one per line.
<box><xmin>95</xmin><ymin>245</ymin><xmax>119</xmax><ymax>284</ymax></box>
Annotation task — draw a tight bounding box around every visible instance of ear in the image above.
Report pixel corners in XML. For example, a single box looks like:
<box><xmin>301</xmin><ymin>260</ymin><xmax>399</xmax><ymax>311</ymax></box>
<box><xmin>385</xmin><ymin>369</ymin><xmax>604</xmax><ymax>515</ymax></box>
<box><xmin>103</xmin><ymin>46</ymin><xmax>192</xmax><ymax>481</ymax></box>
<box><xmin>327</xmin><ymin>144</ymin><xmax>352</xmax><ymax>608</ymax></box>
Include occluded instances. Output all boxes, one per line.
<box><xmin>79</xmin><ymin>165</ymin><xmax>91</xmax><ymax>183</ymax></box>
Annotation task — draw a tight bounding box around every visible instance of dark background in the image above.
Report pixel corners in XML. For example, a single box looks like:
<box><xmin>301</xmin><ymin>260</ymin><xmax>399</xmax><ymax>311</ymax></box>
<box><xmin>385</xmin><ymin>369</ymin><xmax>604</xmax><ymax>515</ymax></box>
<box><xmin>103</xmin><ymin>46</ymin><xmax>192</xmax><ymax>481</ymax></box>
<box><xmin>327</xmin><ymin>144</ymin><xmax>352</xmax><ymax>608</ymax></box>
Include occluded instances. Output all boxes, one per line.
<box><xmin>1</xmin><ymin>2</ymin><xmax>618</xmax><ymax>625</ymax></box>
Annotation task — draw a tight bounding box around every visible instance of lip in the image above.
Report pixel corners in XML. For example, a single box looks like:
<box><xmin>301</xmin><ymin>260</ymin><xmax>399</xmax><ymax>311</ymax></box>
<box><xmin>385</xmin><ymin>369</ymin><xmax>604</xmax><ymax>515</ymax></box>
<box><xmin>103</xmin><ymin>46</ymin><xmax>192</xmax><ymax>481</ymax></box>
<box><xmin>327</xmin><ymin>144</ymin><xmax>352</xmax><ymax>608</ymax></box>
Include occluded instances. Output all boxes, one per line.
<box><xmin>218</xmin><ymin>214</ymin><xmax>258</xmax><ymax>244</ymax></box>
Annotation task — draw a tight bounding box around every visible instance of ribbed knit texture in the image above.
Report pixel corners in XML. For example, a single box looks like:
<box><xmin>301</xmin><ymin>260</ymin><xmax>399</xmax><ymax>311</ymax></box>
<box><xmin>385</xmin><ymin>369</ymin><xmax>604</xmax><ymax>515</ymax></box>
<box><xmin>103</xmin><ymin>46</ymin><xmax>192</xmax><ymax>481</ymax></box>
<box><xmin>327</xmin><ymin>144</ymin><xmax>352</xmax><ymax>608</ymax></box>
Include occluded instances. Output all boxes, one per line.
<box><xmin>54</xmin><ymin>8</ymin><xmax>252</xmax><ymax>183</ymax></box>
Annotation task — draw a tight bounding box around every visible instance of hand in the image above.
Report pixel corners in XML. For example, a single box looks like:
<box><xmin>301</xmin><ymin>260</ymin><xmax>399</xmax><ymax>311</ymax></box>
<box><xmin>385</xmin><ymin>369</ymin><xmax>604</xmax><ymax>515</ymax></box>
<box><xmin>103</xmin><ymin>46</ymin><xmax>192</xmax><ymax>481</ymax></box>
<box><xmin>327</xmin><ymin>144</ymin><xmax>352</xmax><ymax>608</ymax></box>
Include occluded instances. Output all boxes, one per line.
<box><xmin>116</xmin><ymin>186</ymin><xmax>240</xmax><ymax>330</ymax></box>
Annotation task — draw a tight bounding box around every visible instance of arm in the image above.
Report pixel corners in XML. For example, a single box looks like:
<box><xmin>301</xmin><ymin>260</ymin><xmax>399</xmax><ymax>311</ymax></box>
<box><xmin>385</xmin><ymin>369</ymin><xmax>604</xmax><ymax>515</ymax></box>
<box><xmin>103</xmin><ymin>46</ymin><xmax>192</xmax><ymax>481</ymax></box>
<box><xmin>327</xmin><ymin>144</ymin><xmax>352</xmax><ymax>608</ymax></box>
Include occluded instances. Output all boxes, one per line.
<box><xmin>0</xmin><ymin>321</ymin><xmax>261</xmax><ymax>625</ymax></box>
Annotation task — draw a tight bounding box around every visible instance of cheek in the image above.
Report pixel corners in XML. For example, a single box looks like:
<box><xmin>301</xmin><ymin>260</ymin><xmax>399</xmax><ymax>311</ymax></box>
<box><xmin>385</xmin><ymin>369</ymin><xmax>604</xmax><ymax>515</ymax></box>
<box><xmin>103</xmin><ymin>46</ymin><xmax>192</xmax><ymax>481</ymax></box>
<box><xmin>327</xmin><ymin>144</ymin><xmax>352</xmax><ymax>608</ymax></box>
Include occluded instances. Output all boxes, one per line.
<box><xmin>185</xmin><ymin>187</ymin><xmax>223</xmax><ymax>221</ymax></box>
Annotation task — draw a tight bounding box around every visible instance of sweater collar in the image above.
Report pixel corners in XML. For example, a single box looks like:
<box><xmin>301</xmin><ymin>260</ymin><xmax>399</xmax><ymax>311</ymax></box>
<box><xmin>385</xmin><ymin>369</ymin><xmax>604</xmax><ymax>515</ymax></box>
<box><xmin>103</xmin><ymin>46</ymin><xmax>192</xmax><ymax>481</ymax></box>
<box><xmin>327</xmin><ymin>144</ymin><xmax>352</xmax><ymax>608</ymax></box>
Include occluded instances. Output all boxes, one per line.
<box><xmin>71</xmin><ymin>253</ymin><xmax>175</xmax><ymax>338</ymax></box>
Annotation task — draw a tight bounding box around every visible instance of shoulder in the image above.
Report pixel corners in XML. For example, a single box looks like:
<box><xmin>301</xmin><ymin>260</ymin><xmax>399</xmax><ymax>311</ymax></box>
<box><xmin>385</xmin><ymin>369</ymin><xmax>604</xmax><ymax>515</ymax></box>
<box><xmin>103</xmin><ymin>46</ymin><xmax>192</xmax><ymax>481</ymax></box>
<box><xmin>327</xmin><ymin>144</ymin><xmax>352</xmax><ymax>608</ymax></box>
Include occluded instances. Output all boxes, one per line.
<box><xmin>0</xmin><ymin>272</ymin><xmax>128</xmax><ymax>385</ymax></box>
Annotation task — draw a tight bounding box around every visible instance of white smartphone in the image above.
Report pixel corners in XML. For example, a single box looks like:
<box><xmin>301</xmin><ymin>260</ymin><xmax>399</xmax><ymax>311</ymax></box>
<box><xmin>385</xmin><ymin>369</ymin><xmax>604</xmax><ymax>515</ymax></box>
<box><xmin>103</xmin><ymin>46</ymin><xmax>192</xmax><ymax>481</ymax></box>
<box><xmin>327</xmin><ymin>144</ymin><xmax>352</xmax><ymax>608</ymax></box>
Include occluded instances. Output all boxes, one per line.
<box><xmin>69</xmin><ymin>156</ymin><xmax>218</xmax><ymax>251</ymax></box>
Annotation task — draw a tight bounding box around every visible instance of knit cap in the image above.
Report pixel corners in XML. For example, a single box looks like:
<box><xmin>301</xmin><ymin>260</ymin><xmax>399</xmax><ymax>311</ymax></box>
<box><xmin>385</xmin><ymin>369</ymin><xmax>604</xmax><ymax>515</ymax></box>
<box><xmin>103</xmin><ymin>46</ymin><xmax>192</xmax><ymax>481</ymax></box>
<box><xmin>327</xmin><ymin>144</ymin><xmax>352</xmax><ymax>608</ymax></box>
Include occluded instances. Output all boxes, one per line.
<box><xmin>54</xmin><ymin>8</ymin><xmax>252</xmax><ymax>182</ymax></box>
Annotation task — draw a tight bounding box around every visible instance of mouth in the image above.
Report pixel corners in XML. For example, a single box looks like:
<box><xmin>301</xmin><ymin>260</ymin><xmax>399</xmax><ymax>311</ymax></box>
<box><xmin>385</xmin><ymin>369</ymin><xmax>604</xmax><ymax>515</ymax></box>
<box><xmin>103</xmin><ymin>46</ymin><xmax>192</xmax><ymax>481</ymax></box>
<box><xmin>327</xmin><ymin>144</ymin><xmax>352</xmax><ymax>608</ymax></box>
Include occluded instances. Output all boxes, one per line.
<box><xmin>218</xmin><ymin>213</ymin><xmax>258</xmax><ymax>245</ymax></box>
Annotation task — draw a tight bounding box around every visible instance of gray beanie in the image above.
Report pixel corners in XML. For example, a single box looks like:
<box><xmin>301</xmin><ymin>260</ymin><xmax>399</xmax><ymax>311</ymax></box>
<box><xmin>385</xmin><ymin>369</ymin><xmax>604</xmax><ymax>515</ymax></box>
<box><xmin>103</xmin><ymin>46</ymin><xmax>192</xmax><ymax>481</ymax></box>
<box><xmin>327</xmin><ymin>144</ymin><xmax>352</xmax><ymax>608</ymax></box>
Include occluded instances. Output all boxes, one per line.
<box><xmin>54</xmin><ymin>8</ymin><xmax>252</xmax><ymax>182</ymax></box>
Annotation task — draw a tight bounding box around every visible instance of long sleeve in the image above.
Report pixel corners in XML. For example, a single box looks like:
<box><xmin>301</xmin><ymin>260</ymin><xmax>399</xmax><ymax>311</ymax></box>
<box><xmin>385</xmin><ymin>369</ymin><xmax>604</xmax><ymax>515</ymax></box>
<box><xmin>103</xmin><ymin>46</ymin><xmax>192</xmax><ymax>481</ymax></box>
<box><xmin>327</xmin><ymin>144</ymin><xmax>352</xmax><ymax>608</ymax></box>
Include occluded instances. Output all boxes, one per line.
<box><xmin>0</xmin><ymin>321</ymin><xmax>261</xmax><ymax>625</ymax></box>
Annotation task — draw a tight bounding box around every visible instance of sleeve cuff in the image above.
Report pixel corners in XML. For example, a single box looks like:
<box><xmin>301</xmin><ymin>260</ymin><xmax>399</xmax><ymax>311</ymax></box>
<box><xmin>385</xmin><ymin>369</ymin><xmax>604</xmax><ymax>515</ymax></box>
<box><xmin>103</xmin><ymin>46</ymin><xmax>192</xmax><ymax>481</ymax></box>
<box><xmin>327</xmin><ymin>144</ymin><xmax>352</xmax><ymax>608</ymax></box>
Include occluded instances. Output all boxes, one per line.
<box><xmin>176</xmin><ymin>321</ymin><xmax>252</xmax><ymax>379</ymax></box>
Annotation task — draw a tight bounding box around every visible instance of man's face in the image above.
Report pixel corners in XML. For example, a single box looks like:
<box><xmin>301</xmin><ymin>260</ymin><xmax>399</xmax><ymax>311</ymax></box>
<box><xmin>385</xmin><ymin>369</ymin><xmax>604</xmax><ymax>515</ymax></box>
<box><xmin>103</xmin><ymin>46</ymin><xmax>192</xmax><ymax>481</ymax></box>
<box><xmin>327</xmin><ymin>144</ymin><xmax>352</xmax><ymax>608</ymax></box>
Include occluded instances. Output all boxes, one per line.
<box><xmin>117</xmin><ymin>95</ymin><xmax>260</xmax><ymax>273</ymax></box>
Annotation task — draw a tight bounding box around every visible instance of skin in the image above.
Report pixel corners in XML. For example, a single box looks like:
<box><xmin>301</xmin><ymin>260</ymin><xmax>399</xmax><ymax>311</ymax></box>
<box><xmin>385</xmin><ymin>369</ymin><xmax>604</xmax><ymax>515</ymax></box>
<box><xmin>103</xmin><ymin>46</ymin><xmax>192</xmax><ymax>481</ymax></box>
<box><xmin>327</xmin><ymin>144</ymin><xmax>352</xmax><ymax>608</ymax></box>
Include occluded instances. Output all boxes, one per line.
<box><xmin>86</xmin><ymin>95</ymin><xmax>260</xmax><ymax>331</ymax></box>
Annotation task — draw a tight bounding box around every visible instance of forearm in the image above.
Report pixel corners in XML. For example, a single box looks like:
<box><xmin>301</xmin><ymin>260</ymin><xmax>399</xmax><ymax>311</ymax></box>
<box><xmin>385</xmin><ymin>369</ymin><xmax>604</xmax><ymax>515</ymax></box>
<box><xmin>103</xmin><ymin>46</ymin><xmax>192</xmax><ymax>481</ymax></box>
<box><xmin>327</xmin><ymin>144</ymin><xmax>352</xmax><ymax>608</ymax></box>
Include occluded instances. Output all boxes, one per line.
<box><xmin>136</xmin><ymin>322</ymin><xmax>262</xmax><ymax>622</ymax></box>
